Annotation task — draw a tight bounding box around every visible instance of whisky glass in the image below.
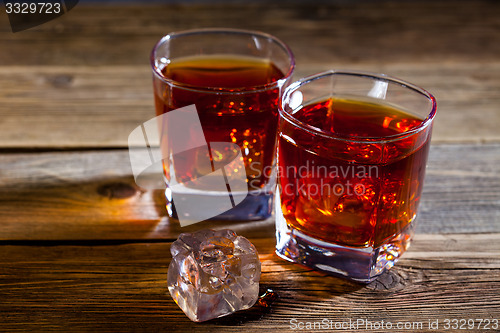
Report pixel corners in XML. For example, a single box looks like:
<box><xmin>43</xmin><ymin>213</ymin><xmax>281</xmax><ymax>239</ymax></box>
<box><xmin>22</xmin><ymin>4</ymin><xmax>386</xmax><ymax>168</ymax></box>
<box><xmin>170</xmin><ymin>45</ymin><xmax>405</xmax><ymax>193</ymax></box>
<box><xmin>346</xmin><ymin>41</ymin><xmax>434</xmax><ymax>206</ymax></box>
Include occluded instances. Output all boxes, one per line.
<box><xmin>275</xmin><ymin>70</ymin><xmax>436</xmax><ymax>282</ymax></box>
<box><xmin>151</xmin><ymin>29</ymin><xmax>294</xmax><ymax>224</ymax></box>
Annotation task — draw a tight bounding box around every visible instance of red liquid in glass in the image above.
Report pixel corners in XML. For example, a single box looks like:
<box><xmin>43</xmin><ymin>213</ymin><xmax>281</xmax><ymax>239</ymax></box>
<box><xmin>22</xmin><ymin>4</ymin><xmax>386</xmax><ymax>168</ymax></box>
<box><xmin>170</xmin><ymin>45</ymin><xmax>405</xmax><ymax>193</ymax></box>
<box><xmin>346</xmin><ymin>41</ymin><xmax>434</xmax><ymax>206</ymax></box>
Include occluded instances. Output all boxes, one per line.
<box><xmin>155</xmin><ymin>55</ymin><xmax>285</xmax><ymax>190</ymax></box>
<box><xmin>278</xmin><ymin>98</ymin><xmax>431</xmax><ymax>248</ymax></box>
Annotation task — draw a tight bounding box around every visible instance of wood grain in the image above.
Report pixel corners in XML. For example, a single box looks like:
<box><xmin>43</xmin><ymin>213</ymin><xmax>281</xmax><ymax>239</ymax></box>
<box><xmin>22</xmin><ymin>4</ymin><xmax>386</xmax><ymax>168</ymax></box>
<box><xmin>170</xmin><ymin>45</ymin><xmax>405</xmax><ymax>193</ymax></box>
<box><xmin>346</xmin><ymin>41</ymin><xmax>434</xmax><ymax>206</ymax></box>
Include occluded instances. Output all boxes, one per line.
<box><xmin>0</xmin><ymin>1</ymin><xmax>500</xmax><ymax>148</ymax></box>
<box><xmin>1</xmin><ymin>62</ymin><xmax>499</xmax><ymax>148</ymax></box>
<box><xmin>0</xmin><ymin>143</ymin><xmax>499</xmax><ymax>241</ymax></box>
<box><xmin>0</xmin><ymin>234</ymin><xmax>498</xmax><ymax>332</ymax></box>
<box><xmin>1</xmin><ymin>2</ymin><xmax>498</xmax><ymax>331</ymax></box>
<box><xmin>0</xmin><ymin>2</ymin><xmax>498</xmax><ymax>66</ymax></box>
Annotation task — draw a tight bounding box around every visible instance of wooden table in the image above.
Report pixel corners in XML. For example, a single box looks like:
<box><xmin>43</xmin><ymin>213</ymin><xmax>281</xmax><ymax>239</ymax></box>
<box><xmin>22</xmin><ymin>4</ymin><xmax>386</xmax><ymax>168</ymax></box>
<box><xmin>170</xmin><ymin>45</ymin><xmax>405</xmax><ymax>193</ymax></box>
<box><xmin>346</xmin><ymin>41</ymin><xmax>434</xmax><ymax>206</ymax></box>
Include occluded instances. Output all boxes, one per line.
<box><xmin>1</xmin><ymin>1</ymin><xmax>499</xmax><ymax>331</ymax></box>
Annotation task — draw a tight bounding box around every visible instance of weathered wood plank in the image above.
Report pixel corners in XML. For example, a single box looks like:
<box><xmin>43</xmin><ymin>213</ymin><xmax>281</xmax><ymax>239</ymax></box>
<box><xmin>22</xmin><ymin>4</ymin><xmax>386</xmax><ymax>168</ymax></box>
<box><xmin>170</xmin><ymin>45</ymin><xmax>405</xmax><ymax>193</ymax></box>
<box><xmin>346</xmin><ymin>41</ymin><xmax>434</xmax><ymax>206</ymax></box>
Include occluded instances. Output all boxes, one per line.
<box><xmin>0</xmin><ymin>66</ymin><xmax>153</xmax><ymax>148</ymax></box>
<box><xmin>0</xmin><ymin>62</ymin><xmax>499</xmax><ymax>148</ymax></box>
<box><xmin>0</xmin><ymin>3</ymin><xmax>498</xmax><ymax>331</ymax></box>
<box><xmin>0</xmin><ymin>144</ymin><xmax>499</xmax><ymax>241</ymax></box>
<box><xmin>0</xmin><ymin>1</ymin><xmax>499</xmax><ymax>148</ymax></box>
<box><xmin>0</xmin><ymin>2</ymin><xmax>498</xmax><ymax>66</ymax></box>
<box><xmin>0</xmin><ymin>234</ymin><xmax>498</xmax><ymax>332</ymax></box>
<box><xmin>419</xmin><ymin>144</ymin><xmax>500</xmax><ymax>234</ymax></box>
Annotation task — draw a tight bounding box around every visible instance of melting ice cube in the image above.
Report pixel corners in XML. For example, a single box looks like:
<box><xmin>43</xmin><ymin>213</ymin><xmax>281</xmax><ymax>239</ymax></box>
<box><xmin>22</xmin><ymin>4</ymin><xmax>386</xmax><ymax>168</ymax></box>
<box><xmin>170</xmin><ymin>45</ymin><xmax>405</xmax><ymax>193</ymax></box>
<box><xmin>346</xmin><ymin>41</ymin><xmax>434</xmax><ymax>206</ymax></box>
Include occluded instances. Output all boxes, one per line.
<box><xmin>167</xmin><ymin>229</ymin><xmax>261</xmax><ymax>322</ymax></box>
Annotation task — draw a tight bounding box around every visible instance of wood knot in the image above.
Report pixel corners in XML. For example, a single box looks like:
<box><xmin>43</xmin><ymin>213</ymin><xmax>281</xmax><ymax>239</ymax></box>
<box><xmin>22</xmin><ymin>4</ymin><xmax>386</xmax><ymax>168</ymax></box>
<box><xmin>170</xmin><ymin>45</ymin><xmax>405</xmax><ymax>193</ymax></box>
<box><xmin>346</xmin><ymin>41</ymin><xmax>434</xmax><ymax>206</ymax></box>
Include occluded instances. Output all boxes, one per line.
<box><xmin>367</xmin><ymin>269</ymin><xmax>407</xmax><ymax>293</ymax></box>
<box><xmin>97</xmin><ymin>182</ymin><xmax>137</xmax><ymax>199</ymax></box>
<box><xmin>47</xmin><ymin>74</ymin><xmax>74</xmax><ymax>88</ymax></box>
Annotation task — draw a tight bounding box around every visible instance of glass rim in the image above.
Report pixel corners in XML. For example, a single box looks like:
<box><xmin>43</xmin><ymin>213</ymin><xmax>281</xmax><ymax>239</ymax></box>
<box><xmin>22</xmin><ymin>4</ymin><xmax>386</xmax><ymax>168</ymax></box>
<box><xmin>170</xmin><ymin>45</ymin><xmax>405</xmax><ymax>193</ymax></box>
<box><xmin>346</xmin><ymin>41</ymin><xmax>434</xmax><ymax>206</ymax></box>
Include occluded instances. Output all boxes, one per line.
<box><xmin>150</xmin><ymin>28</ymin><xmax>295</xmax><ymax>94</ymax></box>
<box><xmin>279</xmin><ymin>70</ymin><xmax>437</xmax><ymax>144</ymax></box>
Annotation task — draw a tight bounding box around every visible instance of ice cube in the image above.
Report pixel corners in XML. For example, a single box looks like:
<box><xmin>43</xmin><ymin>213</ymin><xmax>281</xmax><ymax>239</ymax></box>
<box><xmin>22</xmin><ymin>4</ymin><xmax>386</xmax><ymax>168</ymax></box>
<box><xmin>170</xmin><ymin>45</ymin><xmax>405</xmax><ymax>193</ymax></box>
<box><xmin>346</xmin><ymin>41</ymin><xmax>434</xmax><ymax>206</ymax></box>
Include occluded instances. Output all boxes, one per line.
<box><xmin>167</xmin><ymin>229</ymin><xmax>261</xmax><ymax>322</ymax></box>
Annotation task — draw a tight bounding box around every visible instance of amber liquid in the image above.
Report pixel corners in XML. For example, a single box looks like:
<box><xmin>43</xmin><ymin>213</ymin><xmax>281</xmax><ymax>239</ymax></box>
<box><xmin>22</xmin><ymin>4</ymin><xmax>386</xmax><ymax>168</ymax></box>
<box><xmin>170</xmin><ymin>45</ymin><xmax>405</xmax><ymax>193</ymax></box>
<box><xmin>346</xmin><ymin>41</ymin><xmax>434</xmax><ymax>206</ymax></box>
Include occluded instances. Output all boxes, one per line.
<box><xmin>278</xmin><ymin>97</ymin><xmax>431</xmax><ymax>248</ymax></box>
<box><xmin>154</xmin><ymin>55</ymin><xmax>285</xmax><ymax>190</ymax></box>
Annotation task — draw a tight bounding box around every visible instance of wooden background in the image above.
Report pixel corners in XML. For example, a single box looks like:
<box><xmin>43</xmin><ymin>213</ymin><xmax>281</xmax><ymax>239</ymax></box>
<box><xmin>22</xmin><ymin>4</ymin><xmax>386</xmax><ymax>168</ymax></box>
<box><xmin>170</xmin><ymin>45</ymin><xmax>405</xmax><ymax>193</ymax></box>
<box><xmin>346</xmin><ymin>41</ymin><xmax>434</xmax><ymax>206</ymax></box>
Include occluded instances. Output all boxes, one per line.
<box><xmin>0</xmin><ymin>1</ymin><xmax>499</xmax><ymax>332</ymax></box>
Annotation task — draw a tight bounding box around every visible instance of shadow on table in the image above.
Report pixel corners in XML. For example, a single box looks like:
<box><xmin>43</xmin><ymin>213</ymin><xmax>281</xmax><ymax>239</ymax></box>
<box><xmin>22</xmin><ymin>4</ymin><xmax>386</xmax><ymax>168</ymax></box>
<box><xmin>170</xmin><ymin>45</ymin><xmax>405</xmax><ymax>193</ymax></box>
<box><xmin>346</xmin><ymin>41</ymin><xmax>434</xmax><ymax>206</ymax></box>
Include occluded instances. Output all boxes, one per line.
<box><xmin>208</xmin><ymin>257</ymin><xmax>365</xmax><ymax>326</ymax></box>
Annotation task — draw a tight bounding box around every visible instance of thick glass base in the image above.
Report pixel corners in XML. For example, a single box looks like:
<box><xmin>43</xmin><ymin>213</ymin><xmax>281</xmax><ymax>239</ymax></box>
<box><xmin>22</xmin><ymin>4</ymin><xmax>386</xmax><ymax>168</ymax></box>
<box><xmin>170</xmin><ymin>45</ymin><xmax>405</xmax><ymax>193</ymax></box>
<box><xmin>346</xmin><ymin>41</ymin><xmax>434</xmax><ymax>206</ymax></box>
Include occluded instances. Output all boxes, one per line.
<box><xmin>167</xmin><ymin>189</ymin><xmax>274</xmax><ymax>224</ymax></box>
<box><xmin>275</xmin><ymin>202</ymin><xmax>415</xmax><ymax>283</ymax></box>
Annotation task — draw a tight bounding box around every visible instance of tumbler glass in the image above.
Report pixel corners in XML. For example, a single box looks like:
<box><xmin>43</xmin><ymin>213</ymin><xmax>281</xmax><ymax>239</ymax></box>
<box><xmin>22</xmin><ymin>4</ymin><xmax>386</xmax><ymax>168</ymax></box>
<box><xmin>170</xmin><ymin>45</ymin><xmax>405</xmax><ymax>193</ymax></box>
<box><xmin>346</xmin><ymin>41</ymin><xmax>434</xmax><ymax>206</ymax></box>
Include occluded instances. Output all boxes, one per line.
<box><xmin>151</xmin><ymin>29</ymin><xmax>294</xmax><ymax>225</ymax></box>
<box><xmin>275</xmin><ymin>70</ymin><xmax>436</xmax><ymax>282</ymax></box>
